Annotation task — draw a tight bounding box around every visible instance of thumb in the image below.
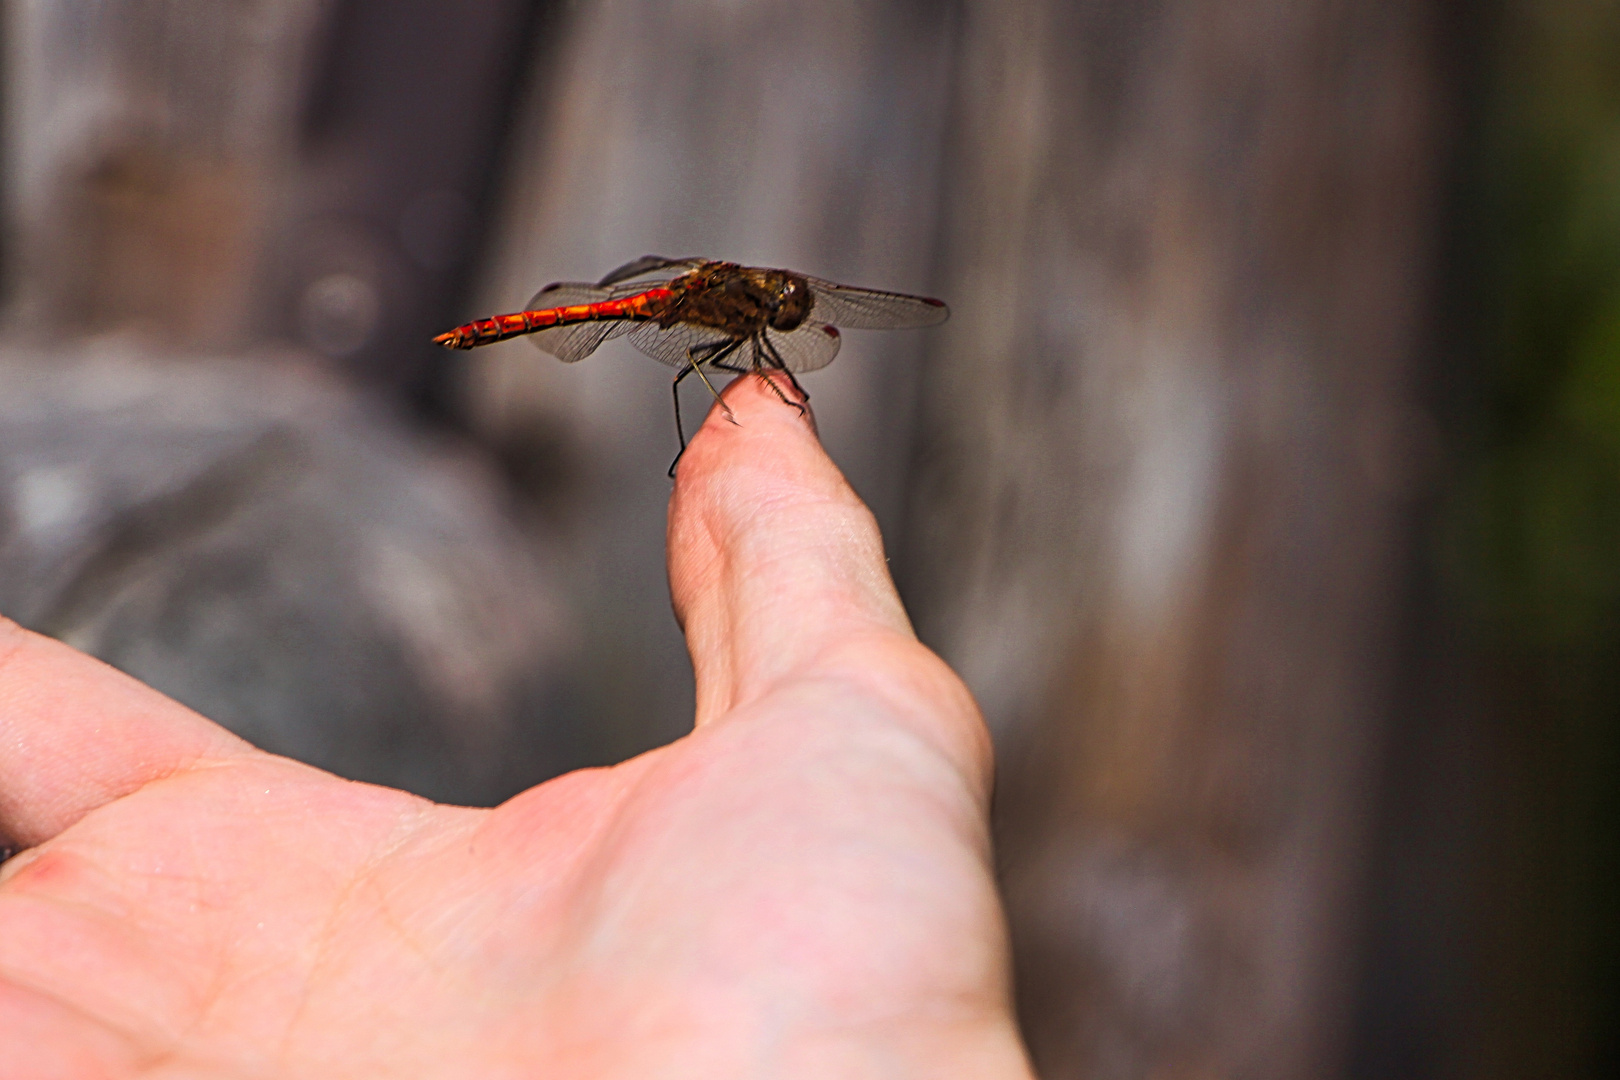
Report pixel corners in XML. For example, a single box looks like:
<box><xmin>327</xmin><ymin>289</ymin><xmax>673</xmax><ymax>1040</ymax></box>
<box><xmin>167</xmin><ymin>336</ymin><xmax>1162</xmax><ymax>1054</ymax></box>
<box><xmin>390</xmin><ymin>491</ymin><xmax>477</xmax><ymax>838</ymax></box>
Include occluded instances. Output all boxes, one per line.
<box><xmin>666</xmin><ymin>373</ymin><xmax>913</xmax><ymax>726</ymax></box>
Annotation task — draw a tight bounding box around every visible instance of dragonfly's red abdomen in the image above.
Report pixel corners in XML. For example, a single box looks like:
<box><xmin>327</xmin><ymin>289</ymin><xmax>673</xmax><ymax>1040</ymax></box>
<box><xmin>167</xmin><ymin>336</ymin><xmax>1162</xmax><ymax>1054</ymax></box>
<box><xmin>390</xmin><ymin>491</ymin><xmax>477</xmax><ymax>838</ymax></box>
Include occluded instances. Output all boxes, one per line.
<box><xmin>433</xmin><ymin>288</ymin><xmax>673</xmax><ymax>349</ymax></box>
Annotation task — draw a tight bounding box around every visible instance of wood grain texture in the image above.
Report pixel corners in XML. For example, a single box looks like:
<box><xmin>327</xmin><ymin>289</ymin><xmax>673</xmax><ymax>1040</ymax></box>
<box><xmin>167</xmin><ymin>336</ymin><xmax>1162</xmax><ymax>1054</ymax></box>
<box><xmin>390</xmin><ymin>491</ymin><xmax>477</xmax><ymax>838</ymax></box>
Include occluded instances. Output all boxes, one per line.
<box><xmin>899</xmin><ymin>2</ymin><xmax>1455</xmax><ymax>1076</ymax></box>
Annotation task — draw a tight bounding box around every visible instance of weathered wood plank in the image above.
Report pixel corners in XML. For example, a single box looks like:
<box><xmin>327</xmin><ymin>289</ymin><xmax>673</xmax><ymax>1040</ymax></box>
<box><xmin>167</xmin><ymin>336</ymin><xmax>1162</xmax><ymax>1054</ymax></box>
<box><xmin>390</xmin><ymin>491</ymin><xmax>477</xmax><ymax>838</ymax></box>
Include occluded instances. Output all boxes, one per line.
<box><xmin>900</xmin><ymin>2</ymin><xmax>1455</xmax><ymax>1076</ymax></box>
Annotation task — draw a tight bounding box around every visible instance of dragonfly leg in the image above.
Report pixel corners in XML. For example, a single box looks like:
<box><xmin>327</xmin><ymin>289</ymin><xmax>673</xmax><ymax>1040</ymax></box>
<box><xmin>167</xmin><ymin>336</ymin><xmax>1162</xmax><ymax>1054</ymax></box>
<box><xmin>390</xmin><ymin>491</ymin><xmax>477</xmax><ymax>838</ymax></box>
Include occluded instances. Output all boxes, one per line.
<box><xmin>688</xmin><ymin>351</ymin><xmax>737</xmax><ymax>426</ymax></box>
<box><xmin>754</xmin><ymin>335</ymin><xmax>808</xmax><ymax>417</ymax></box>
<box><xmin>671</xmin><ymin>363</ymin><xmax>695</xmax><ymax>457</ymax></box>
<box><xmin>760</xmin><ymin>333</ymin><xmax>811</xmax><ymax>405</ymax></box>
<box><xmin>668</xmin><ymin>339</ymin><xmax>744</xmax><ymax>477</ymax></box>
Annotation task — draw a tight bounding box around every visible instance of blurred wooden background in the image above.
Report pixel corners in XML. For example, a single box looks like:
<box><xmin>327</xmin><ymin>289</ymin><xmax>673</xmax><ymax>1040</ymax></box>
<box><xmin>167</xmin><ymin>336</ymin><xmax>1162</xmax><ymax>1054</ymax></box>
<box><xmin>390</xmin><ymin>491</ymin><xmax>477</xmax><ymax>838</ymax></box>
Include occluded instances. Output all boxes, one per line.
<box><xmin>4</xmin><ymin>1</ymin><xmax>1614</xmax><ymax>1077</ymax></box>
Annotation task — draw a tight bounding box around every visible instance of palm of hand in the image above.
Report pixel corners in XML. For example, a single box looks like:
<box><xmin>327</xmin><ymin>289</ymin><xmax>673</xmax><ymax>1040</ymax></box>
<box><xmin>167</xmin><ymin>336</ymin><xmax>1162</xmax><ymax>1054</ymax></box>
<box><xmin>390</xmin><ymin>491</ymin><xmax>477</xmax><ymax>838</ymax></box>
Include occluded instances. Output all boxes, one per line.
<box><xmin>0</xmin><ymin>377</ymin><xmax>1029</xmax><ymax>1079</ymax></box>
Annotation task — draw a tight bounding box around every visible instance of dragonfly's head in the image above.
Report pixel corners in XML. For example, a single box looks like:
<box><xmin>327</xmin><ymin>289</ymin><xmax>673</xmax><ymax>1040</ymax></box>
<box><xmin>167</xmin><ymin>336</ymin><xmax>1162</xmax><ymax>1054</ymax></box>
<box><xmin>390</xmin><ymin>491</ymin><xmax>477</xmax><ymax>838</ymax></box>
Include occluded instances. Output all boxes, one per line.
<box><xmin>765</xmin><ymin>272</ymin><xmax>813</xmax><ymax>332</ymax></box>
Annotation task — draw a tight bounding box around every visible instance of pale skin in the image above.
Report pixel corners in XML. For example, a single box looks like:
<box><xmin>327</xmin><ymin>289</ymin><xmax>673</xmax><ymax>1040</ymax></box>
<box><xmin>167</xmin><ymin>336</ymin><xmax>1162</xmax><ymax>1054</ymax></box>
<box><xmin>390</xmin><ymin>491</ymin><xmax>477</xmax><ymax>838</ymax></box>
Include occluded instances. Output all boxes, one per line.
<box><xmin>0</xmin><ymin>374</ymin><xmax>1034</xmax><ymax>1079</ymax></box>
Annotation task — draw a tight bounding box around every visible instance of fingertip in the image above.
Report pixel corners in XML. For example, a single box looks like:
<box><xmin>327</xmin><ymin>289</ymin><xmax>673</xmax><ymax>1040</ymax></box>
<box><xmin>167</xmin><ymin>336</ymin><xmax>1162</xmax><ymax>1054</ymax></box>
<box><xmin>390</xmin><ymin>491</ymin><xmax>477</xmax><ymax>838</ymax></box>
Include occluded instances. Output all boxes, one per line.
<box><xmin>675</xmin><ymin>372</ymin><xmax>821</xmax><ymax>479</ymax></box>
<box><xmin>669</xmin><ymin>373</ymin><xmax>849</xmax><ymax>532</ymax></box>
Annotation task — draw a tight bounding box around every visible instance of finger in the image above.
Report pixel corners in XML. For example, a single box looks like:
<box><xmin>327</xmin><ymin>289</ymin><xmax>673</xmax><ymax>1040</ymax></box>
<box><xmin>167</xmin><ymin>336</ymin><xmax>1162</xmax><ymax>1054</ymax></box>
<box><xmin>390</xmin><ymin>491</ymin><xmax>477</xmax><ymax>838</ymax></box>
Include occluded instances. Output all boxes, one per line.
<box><xmin>0</xmin><ymin>618</ymin><xmax>251</xmax><ymax>848</ymax></box>
<box><xmin>667</xmin><ymin>375</ymin><xmax>982</xmax><ymax>760</ymax></box>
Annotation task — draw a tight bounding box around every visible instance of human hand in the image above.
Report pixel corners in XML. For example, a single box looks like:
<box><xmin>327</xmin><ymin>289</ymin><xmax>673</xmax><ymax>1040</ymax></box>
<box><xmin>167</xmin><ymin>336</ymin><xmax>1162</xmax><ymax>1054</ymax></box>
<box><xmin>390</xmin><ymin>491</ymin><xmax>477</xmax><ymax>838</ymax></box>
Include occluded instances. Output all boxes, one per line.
<box><xmin>0</xmin><ymin>374</ymin><xmax>1033</xmax><ymax>1078</ymax></box>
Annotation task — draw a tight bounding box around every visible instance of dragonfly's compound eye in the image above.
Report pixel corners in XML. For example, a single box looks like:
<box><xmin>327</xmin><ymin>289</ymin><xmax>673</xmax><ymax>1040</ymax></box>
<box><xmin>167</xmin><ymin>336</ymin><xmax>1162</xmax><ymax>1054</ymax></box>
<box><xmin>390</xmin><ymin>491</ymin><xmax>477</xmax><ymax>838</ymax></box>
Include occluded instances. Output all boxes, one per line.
<box><xmin>768</xmin><ymin>277</ymin><xmax>812</xmax><ymax>332</ymax></box>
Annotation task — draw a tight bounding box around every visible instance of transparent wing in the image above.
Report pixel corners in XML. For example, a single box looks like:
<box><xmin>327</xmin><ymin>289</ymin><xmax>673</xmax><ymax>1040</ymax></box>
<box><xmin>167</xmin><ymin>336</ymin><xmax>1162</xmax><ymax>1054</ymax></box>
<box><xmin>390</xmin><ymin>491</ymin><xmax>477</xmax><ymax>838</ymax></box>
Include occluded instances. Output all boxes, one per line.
<box><xmin>626</xmin><ymin>321</ymin><xmax>738</xmax><ymax>368</ymax></box>
<box><xmin>525</xmin><ymin>281</ymin><xmax>612</xmax><ymax>308</ymax></box>
<box><xmin>524</xmin><ymin>320</ymin><xmax>636</xmax><ymax>363</ymax></box>
<box><xmin>521</xmin><ymin>281</ymin><xmax>639</xmax><ymax>362</ymax></box>
<box><xmin>525</xmin><ymin>279</ymin><xmax>664</xmax><ymax>307</ymax></box>
<box><xmin>596</xmin><ymin>254</ymin><xmax>706</xmax><ymax>287</ymax></box>
<box><xmin>765</xmin><ymin>322</ymin><xmax>842</xmax><ymax>372</ymax></box>
<box><xmin>802</xmin><ymin>276</ymin><xmax>949</xmax><ymax>329</ymax></box>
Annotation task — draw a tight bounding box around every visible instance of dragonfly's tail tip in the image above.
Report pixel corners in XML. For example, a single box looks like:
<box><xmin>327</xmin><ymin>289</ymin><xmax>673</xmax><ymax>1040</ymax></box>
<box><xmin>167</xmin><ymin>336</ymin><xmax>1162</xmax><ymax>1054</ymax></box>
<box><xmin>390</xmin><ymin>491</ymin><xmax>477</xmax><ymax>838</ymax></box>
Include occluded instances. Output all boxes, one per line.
<box><xmin>431</xmin><ymin>330</ymin><xmax>467</xmax><ymax>349</ymax></box>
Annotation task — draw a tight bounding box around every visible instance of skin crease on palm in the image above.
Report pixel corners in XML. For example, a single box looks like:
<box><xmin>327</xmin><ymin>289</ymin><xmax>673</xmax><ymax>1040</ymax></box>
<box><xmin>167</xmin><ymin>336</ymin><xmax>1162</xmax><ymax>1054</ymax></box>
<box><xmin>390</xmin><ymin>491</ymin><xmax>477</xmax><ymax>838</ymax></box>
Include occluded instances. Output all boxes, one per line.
<box><xmin>0</xmin><ymin>374</ymin><xmax>1035</xmax><ymax>1079</ymax></box>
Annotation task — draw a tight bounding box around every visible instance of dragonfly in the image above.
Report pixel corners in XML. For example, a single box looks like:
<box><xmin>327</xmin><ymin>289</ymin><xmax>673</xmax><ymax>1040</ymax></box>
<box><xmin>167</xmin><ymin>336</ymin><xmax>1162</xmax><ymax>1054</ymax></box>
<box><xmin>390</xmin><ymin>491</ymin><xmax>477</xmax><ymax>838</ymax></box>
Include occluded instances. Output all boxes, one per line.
<box><xmin>434</xmin><ymin>256</ymin><xmax>948</xmax><ymax>469</ymax></box>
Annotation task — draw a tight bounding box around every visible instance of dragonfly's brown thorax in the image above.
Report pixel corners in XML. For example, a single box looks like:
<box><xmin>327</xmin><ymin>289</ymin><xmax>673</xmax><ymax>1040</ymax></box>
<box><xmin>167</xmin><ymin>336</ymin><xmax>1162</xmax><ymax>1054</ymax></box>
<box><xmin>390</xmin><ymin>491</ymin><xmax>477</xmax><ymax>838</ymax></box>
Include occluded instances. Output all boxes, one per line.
<box><xmin>657</xmin><ymin>261</ymin><xmax>814</xmax><ymax>336</ymax></box>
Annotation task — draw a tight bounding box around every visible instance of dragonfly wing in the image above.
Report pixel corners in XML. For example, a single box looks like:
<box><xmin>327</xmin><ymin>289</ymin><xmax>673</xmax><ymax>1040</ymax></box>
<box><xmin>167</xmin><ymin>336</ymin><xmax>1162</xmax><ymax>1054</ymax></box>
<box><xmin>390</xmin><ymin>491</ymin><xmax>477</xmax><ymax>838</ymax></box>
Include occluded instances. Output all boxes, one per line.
<box><xmin>526</xmin><ymin>278</ymin><xmax>671</xmax><ymax>303</ymax></box>
<box><xmin>529</xmin><ymin>320</ymin><xmax>637</xmax><ymax>363</ymax></box>
<box><xmin>526</xmin><ymin>282</ymin><xmax>614</xmax><ymax>308</ymax></box>
<box><xmin>521</xmin><ymin>282</ymin><xmax>634</xmax><ymax>362</ymax></box>
<box><xmin>803</xmin><ymin>277</ymin><xmax>949</xmax><ymax>330</ymax></box>
<box><xmin>765</xmin><ymin>322</ymin><xmax>842</xmax><ymax>372</ymax></box>
<box><xmin>597</xmin><ymin>254</ymin><xmax>705</xmax><ymax>287</ymax></box>
<box><xmin>626</xmin><ymin>321</ymin><xmax>737</xmax><ymax>368</ymax></box>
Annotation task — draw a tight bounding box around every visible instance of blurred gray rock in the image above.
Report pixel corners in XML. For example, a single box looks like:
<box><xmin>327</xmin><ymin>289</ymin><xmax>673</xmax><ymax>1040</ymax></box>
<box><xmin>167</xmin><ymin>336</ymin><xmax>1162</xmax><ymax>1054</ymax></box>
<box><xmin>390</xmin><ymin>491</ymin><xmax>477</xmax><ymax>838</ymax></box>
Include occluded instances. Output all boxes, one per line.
<box><xmin>0</xmin><ymin>340</ymin><xmax>573</xmax><ymax>805</ymax></box>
